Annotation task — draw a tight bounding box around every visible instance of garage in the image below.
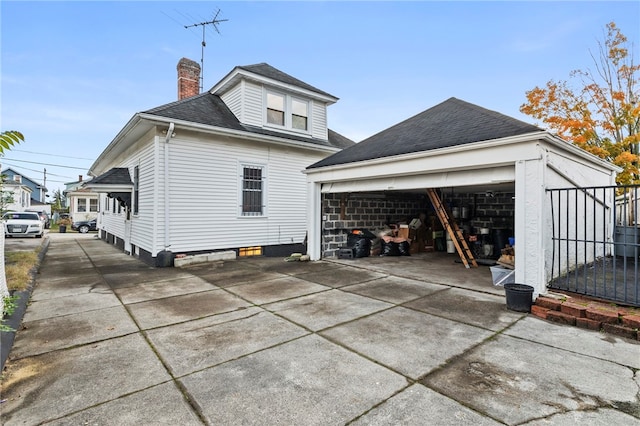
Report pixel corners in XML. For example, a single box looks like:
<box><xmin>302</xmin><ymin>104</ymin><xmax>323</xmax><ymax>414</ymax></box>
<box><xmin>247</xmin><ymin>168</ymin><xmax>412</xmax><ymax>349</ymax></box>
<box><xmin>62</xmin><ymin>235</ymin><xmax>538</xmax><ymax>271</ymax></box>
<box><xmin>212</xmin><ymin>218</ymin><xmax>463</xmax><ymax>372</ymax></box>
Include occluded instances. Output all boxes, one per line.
<box><xmin>304</xmin><ymin>98</ymin><xmax>619</xmax><ymax>296</ymax></box>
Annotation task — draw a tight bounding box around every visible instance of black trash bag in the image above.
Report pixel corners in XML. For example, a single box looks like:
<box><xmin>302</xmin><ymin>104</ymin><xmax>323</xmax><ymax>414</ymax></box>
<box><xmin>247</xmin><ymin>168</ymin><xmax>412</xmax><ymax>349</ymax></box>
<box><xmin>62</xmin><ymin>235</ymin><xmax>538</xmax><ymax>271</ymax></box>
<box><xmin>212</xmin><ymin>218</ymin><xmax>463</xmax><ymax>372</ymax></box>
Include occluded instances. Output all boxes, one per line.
<box><xmin>353</xmin><ymin>238</ymin><xmax>371</xmax><ymax>258</ymax></box>
<box><xmin>398</xmin><ymin>241</ymin><xmax>411</xmax><ymax>256</ymax></box>
<box><xmin>347</xmin><ymin>234</ymin><xmax>364</xmax><ymax>247</ymax></box>
<box><xmin>351</xmin><ymin>228</ymin><xmax>377</xmax><ymax>239</ymax></box>
<box><xmin>381</xmin><ymin>240</ymin><xmax>401</xmax><ymax>256</ymax></box>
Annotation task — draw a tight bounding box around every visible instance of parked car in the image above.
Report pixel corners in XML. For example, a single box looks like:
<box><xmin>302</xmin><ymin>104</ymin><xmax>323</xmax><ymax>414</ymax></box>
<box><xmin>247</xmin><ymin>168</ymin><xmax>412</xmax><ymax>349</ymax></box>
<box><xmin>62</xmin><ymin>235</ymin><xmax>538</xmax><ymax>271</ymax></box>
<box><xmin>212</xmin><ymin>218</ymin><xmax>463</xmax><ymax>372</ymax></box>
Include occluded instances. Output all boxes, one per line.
<box><xmin>27</xmin><ymin>210</ymin><xmax>50</xmax><ymax>229</ymax></box>
<box><xmin>3</xmin><ymin>211</ymin><xmax>44</xmax><ymax>238</ymax></box>
<box><xmin>71</xmin><ymin>218</ymin><xmax>97</xmax><ymax>233</ymax></box>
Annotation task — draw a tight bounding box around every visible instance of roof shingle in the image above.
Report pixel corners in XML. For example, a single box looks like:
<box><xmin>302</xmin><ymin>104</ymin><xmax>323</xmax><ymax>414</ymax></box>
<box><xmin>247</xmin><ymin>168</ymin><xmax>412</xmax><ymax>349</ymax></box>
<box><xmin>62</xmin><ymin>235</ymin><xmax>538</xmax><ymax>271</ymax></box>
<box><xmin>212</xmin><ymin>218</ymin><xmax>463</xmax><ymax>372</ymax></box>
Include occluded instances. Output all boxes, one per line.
<box><xmin>144</xmin><ymin>92</ymin><xmax>353</xmax><ymax>150</ymax></box>
<box><xmin>308</xmin><ymin>97</ymin><xmax>542</xmax><ymax>169</ymax></box>
<box><xmin>90</xmin><ymin>168</ymin><xmax>133</xmax><ymax>185</ymax></box>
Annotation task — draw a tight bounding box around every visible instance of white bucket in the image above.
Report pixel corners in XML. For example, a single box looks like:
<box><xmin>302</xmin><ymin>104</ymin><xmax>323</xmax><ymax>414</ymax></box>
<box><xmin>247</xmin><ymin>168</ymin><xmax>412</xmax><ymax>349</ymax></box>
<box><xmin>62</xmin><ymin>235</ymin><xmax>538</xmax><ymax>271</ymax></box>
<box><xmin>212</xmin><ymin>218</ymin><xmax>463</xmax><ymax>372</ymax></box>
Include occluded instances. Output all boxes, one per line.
<box><xmin>447</xmin><ymin>240</ymin><xmax>456</xmax><ymax>253</ymax></box>
<box><xmin>483</xmin><ymin>244</ymin><xmax>493</xmax><ymax>256</ymax></box>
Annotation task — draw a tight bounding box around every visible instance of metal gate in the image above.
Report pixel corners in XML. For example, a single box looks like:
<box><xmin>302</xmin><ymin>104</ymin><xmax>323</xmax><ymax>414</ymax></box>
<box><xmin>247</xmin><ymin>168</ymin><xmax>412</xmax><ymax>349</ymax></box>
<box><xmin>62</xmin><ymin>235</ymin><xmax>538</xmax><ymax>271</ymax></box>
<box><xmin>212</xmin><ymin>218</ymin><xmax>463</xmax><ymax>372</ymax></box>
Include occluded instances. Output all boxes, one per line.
<box><xmin>547</xmin><ymin>185</ymin><xmax>640</xmax><ymax>307</ymax></box>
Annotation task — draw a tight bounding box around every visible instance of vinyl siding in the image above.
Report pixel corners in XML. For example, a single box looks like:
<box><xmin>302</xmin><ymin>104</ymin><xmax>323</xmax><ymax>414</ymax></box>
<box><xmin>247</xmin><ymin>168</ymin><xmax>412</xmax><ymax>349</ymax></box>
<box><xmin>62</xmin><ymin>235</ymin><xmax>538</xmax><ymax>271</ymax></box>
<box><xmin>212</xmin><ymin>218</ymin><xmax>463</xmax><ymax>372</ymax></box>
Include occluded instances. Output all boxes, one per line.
<box><xmin>164</xmin><ymin>134</ymin><xmax>327</xmax><ymax>253</ymax></box>
<box><xmin>311</xmin><ymin>101</ymin><xmax>328</xmax><ymax>140</ymax></box>
<box><xmin>220</xmin><ymin>82</ymin><xmax>243</xmax><ymax>121</ymax></box>
<box><xmin>129</xmin><ymin>141</ymin><xmax>156</xmax><ymax>250</ymax></box>
<box><xmin>241</xmin><ymin>81</ymin><xmax>263</xmax><ymax>126</ymax></box>
<box><xmin>220</xmin><ymin>80</ymin><xmax>329</xmax><ymax>141</ymax></box>
<box><xmin>99</xmin><ymin>195</ymin><xmax>126</xmax><ymax>237</ymax></box>
<box><xmin>98</xmin><ymin>136</ymin><xmax>156</xmax><ymax>253</ymax></box>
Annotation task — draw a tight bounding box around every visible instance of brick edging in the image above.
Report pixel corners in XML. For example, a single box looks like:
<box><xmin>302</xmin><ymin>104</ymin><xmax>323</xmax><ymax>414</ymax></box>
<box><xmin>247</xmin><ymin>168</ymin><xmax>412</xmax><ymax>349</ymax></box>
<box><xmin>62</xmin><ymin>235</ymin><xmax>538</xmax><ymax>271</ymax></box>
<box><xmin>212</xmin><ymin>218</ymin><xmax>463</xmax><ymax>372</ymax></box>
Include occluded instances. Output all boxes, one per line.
<box><xmin>532</xmin><ymin>295</ymin><xmax>639</xmax><ymax>341</ymax></box>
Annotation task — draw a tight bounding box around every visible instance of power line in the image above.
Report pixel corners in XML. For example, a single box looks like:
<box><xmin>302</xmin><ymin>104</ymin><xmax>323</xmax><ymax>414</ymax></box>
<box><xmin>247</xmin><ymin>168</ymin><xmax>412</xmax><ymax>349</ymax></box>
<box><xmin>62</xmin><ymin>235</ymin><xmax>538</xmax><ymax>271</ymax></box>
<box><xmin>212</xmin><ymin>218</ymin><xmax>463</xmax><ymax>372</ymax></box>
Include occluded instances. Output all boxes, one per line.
<box><xmin>9</xmin><ymin>149</ymin><xmax>95</xmax><ymax>161</ymax></box>
<box><xmin>2</xmin><ymin>158</ymin><xmax>87</xmax><ymax>170</ymax></box>
<box><xmin>0</xmin><ymin>161</ymin><xmax>75</xmax><ymax>179</ymax></box>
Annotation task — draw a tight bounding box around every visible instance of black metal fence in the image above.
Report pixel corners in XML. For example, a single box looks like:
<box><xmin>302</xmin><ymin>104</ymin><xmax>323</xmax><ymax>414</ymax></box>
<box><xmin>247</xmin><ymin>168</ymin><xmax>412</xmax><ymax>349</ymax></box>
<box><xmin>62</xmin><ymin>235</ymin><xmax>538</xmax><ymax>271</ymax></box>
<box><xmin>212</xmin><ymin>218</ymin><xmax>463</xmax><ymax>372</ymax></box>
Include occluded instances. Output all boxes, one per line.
<box><xmin>547</xmin><ymin>185</ymin><xmax>640</xmax><ymax>307</ymax></box>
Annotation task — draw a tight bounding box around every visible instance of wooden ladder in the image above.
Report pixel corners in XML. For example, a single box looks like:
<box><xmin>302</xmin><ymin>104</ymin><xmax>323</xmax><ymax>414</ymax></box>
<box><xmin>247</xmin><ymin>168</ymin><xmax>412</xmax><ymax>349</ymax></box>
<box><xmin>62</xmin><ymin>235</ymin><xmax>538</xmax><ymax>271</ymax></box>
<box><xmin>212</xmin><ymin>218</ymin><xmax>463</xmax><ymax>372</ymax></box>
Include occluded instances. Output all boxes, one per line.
<box><xmin>426</xmin><ymin>188</ymin><xmax>478</xmax><ymax>268</ymax></box>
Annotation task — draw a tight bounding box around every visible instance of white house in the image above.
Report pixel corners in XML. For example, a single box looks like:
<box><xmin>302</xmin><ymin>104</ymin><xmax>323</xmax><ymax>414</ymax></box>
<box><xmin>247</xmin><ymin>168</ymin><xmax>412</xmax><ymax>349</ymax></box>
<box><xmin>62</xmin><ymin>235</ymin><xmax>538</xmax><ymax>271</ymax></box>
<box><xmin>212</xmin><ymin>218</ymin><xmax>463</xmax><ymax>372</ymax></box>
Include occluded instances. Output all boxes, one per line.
<box><xmin>304</xmin><ymin>98</ymin><xmax>619</xmax><ymax>297</ymax></box>
<box><xmin>64</xmin><ymin>176</ymin><xmax>99</xmax><ymax>222</ymax></box>
<box><xmin>1</xmin><ymin>179</ymin><xmax>32</xmax><ymax>213</ymax></box>
<box><xmin>87</xmin><ymin>61</ymin><xmax>353</xmax><ymax>266</ymax></box>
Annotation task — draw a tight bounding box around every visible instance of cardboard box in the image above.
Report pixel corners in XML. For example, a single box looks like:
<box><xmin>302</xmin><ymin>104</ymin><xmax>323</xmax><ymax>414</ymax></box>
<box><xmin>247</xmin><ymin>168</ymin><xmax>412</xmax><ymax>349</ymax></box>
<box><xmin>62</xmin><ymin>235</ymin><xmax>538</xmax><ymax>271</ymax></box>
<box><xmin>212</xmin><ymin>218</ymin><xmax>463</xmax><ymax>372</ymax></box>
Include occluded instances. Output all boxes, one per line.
<box><xmin>397</xmin><ymin>226</ymin><xmax>409</xmax><ymax>239</ymax></box>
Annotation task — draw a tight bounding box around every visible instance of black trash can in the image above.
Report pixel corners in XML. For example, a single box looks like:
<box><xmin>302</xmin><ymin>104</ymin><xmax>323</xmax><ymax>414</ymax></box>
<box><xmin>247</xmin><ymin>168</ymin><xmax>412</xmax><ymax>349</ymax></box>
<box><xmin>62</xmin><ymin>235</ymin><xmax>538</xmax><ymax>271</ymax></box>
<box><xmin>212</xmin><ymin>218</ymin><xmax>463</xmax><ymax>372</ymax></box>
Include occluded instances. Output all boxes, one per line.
<box><xmin>504</xmin><ymin>283</ymin><xmax>534</xmax><ymax>312</ymax></box>
<box><xmin>59</xmin><ymin>225</ymin><xmax>67</xmax><ymax>233</ymax></box>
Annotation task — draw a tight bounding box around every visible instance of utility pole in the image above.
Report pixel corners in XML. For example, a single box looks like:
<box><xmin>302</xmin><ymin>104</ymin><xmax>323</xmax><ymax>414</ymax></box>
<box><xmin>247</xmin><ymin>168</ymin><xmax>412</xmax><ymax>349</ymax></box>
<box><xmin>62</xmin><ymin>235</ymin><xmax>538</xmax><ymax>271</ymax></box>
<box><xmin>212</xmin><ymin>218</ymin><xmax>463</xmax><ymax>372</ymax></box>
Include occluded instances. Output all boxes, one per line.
<box><xmin>184</xmin><ymin>9</ymin><xmax>228</xmax><ymax>92</ymax></box>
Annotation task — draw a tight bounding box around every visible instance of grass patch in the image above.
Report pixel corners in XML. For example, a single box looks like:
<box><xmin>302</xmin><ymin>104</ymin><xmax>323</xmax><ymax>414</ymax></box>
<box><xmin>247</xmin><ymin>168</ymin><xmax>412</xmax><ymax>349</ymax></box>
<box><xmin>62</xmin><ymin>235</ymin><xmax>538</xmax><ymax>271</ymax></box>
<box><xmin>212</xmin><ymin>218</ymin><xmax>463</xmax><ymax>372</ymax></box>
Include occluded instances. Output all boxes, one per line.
<box><xmin>5</xmin><ymin>250</ymin><xmax>39</xmax><ymax>292</ymax></box>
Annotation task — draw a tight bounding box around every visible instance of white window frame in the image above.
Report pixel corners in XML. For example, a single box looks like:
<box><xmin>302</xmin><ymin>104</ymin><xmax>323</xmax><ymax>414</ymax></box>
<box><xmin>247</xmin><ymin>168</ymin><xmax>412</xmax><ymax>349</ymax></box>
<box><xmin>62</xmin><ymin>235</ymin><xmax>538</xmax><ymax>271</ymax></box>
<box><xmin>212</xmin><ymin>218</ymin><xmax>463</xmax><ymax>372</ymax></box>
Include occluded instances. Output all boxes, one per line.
<box><xmin>238</xmin><ymin>162</ymin><xmax>267</xmax><ymax>218</ymax></box>
<box><xmin>77</xmin><ymin>197</ymin><xmax>87</xmax><ymax>213</ymax></box>
<box><xmin>264</xmin><ymin>89</ymin><xmax>311</xmax><ymax>134</ymax></box>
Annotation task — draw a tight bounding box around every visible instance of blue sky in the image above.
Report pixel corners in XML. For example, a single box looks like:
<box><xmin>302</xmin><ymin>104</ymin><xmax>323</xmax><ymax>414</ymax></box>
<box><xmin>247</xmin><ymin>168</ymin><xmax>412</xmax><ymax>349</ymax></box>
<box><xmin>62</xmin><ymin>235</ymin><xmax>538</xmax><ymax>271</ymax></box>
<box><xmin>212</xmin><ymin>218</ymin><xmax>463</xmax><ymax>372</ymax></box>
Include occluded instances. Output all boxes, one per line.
<box><xmin>1</xmin><ymin>1</ymin><xmax>639</xmax><ymax>196</ymax></box>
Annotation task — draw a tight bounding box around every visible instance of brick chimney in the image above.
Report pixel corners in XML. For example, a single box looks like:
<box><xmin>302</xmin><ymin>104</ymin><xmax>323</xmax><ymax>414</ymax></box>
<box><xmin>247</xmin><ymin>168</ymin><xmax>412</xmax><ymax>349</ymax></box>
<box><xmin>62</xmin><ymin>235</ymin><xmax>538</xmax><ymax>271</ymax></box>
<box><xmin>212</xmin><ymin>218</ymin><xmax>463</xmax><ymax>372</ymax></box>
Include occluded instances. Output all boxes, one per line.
<box><xmin>177</xmin><ymin>57</ymin><xmax>201</xmax><ymax>100</ymax></box>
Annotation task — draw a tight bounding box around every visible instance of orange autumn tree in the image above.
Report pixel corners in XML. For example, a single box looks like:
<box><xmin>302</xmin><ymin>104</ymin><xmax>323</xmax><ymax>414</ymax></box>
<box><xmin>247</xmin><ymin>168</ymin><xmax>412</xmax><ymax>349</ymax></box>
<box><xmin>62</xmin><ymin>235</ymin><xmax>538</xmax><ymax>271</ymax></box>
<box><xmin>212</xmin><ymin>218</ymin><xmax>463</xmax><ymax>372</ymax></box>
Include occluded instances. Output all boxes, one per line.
<box><xmin>520</xmin><ymin>22</ymin><xmax>640</xmax><ymax>185</ymax></box>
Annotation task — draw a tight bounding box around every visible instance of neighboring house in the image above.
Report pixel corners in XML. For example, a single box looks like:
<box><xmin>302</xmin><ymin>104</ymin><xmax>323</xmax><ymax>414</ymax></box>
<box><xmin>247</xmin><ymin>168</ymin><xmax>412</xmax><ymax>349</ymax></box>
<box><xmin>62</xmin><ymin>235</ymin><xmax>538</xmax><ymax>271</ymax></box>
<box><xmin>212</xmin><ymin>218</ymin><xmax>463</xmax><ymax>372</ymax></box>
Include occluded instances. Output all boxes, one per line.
<box><xmin>0</xmin><ymin>180</ymin><xmax>32</xmax><ymax>213</ymax></box>
<box><xmin>64</xmin><ymin>176</ymin><xmax>99</xmax><ymax>222</ymax></box>
<box><xmin>1</xmin><ymin>168</ymin><xmax>47</xmax><ymax>204</ymax></box>
<box><xmin>304</xmin><ymin>97</ymin><xmax>619</xmax><ymax>297</ymax></box>
<box><xmin>87</xmin><ymin>60</ymin><xmax>354</xmax><ymax>266</ymax></box>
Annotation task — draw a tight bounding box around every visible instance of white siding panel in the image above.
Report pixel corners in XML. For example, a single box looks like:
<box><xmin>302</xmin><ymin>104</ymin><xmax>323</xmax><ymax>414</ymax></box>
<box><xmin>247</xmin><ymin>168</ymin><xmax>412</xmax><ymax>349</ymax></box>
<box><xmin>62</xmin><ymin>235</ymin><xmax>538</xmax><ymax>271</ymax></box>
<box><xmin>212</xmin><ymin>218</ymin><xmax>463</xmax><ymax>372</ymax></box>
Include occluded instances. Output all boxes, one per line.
<box><xmin>311</xmin><ymin>101</ymin><xmax>327</xmax><ymax>140</ymax></box>
<box><xmin>129</xmin><ymin>142</ymin><xmax>156</xmax><ymax>251</ymax></box>
<box><xmin>99</xmin><ymin>137</ymin><xmax>156</xmax><ymax>254</ymax></box>
<box><xmin>165</xmin><ymin>136</ymin><xmax>327</xmax><ymax>253</ymax></box>
<box><xmin>242</xmin><ymin>81</ymin><xmax>263</xmax><ymax>127</ymax></box>
<box><xmin>220</xmin><ymin>83</ymin><xmax>242</xmax><ymax>121</ymax></box>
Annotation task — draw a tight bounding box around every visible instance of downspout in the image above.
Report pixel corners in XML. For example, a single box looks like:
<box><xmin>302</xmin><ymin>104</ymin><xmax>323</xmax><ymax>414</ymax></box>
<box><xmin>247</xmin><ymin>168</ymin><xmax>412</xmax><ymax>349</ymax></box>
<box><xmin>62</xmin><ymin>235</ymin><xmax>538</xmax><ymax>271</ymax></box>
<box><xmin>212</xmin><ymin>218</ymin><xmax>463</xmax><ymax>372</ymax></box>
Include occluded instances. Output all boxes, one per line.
<box><xmin>164</xmin><ymin>123</ymin><xmax>174</xmax><ymax>250</ymax></box>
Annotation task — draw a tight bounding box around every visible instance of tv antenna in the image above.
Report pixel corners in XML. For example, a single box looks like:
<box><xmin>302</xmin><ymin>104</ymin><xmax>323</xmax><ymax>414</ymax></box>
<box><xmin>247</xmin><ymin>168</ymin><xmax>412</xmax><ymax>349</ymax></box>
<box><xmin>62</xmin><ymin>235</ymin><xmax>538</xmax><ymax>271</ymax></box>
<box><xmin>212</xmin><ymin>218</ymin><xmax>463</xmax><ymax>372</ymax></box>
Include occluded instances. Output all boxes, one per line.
<box><xmin>184</xmin><ymin>9</ymin><xmax>228</xmax><ymax>92</ymax></box>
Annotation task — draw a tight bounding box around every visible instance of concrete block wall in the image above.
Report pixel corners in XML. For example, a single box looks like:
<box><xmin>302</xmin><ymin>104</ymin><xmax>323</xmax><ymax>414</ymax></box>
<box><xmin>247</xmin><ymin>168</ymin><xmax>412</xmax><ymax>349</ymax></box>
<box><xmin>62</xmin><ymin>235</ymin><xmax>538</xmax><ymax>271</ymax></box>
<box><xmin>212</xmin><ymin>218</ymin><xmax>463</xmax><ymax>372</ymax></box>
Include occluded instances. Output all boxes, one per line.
<box><xmin>321</xmin><ymin>191</ymin><xmax>515</xmax><ymax>258</ymax></box>
<box><xmin>440</xmin><ymin>192</ymin><xmax>515</xmax><ymax>233</ymax></box>
<box><xmin>322</xmin><ymin>193</ymin><xmax>428</xmax><ymax>258</ymax></box>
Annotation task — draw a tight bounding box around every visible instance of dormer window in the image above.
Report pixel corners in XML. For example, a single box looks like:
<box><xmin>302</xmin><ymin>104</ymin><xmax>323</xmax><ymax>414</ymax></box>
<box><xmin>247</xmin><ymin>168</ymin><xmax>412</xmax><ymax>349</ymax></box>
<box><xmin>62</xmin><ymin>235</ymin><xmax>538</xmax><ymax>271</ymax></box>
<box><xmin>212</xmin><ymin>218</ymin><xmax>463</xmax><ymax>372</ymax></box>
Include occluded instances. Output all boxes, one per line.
<box><xmin>265</xmin><ymin>90</ymin><xmax>310</xmax><ymax>133</ymax></box>
<box><xmin>267</xmin><ymin>93</ymin><xmax>285</xmax><ymax>126</ymax></box>
<box><xmin>291</xmin><ymin>99</ymin><xmax>308</xmax><ymax>130</ymax></box>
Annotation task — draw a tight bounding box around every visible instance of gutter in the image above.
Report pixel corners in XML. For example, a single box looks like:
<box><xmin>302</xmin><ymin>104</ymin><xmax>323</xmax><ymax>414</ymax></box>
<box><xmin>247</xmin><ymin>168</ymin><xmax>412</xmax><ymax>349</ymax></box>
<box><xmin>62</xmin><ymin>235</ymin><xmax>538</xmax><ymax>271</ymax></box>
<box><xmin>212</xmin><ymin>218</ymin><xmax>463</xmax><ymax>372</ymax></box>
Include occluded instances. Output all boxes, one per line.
<box><xmin>164</xmin><ymin>123</ymin><xmax>174</xmax><ymax>250</ymax></box>
<box><xmin>303</xmin><ymin>131</ymin><xmax>620</xmax><ymax>175</ymax></box>
<box><xmin>137</xmin><ymin>114</ymin><xmax>342</xmax><ymax>155</ymax></box>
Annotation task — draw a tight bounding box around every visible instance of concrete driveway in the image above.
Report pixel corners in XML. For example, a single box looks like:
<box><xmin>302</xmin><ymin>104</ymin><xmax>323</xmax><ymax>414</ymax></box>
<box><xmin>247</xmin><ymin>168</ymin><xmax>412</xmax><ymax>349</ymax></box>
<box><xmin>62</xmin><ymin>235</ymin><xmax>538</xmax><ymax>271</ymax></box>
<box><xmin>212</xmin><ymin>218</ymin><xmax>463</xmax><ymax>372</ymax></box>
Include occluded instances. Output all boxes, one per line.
<box><xmin>1</xmin><ymin>234</ymin><xmax>639</xmax><ymax>425</ymax></box>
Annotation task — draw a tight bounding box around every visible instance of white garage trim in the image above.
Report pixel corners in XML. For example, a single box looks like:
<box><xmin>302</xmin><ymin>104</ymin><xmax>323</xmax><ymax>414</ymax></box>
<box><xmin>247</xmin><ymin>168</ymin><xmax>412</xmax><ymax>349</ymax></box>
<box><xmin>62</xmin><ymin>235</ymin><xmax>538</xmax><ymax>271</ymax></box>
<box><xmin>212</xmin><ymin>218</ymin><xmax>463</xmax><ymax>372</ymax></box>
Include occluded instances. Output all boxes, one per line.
<box><xmin>306</xmin><ymin>132</ymin><xmax>620</xmax><ymax>297</ymax></box>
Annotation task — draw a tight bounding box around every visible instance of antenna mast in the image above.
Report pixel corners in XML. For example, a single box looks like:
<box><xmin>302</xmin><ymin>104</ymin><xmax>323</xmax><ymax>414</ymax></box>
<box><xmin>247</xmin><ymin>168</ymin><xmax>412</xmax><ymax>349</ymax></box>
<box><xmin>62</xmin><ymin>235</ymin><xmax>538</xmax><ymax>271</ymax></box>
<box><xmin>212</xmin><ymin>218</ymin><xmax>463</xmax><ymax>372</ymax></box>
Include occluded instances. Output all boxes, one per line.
<box><xmin>184</xmin><ymin>9</ymin><xmax>228</xmax><ymax>92</ymax></box>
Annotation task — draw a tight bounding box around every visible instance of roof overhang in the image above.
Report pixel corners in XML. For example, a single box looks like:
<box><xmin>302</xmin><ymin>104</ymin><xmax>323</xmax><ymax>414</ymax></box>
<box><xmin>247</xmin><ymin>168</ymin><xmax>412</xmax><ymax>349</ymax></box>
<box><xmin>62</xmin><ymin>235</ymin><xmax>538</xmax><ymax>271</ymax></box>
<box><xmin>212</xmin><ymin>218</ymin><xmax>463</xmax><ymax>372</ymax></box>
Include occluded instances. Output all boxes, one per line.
<box><xmin>90</xmin><ymin>113</ymin><xmax>342</xmax><ymax>177</ymax></box>
<box><xmin>83</xmin><ymin>183</ymin><xmax>133</xmax><ymax>193</ymax></box>
<box><xmin>210</xmin><ymin>67</ymin><xmax>338</xmax><ymax>105</ymax></box>
<box><xmin>305</xmin><ymin>131</ymin><xmax>620</xmax><ymax>180</ymax></box>
<box><xmin>304</xmin><ymin>131</ymin><xmax>620</xmax><ymax>194</ymax></box>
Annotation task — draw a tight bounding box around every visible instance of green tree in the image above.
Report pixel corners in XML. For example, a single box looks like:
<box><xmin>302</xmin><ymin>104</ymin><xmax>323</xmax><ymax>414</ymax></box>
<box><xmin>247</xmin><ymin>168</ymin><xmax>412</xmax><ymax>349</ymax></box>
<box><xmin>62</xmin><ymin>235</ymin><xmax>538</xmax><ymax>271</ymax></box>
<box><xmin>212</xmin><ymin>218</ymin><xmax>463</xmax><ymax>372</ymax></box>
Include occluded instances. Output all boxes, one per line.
<box><xmin>520</xmin><ymin>22</ymin><xmax>640</xmax><ymax>185</ymax></box>
<box><xmin>52</xmin><ymin>189</ymin><xmax>64</xmax><ymax>210</ymax></box>
<box><xmin>0</xmin><ymin>130</ymin><xmax>24</xmax><ymax>153</ymax></box>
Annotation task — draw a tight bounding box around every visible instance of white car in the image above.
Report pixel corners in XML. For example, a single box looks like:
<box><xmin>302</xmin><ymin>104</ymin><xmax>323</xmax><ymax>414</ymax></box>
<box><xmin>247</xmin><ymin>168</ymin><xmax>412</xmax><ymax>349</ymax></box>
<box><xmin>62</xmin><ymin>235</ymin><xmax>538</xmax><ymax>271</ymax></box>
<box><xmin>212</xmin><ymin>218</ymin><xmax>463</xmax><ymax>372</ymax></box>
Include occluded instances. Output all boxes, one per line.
<box><xmin>3</xmin><ymin>211</ymin><xmax>44</xmax><ymax>238</ymax></box>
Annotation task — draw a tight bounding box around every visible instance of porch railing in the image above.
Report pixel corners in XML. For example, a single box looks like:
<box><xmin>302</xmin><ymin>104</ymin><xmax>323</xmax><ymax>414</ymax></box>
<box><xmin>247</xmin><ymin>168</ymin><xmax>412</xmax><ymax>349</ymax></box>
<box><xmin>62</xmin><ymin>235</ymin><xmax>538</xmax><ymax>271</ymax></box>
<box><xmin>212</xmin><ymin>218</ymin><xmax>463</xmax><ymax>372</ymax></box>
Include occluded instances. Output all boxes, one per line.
<box><xmin>547</xmin><ymin>185</ymin><xmax>640</xmax><ymax>307</ymax></box>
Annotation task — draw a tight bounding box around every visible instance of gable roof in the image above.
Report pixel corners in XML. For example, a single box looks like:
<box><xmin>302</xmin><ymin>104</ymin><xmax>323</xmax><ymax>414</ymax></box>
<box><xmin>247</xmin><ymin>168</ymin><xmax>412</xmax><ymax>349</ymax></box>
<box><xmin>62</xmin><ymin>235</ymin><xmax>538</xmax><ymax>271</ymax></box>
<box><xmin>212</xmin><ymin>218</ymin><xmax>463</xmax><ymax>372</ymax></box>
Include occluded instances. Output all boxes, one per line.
<box><xmin>234</xmin><ymin>63</ymin><xmax>336</xmax><ymax>99</ymax></box>
<box><xmin>144</xmin><ymin>92</ymin><xmax>353</xmax><ymax>150</ymax></box>
<box><xmin>308</xmin><ymin>97</ymin><xmax>543</xmax><ymax>169</ymax></box>
<box><xmin>89</xmin><ymin>168</ymin><xmax>132</xmax><ymax>186</ymax></box>
<box><xmin>1</xmin><ymin>167</ymin><xmax>45</xmax><ymax>188</ymax></box>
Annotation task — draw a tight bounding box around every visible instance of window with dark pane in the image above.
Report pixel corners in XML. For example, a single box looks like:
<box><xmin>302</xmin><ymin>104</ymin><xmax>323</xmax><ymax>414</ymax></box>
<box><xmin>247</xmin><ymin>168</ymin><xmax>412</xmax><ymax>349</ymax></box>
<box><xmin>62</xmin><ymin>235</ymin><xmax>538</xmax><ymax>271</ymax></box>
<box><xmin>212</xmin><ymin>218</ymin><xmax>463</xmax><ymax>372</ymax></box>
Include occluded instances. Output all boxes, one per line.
<box><xmin>267</xmin><ymin>93</ymin><xmax>285</xmax><ymax>126</ymax></box>
<box><xmin>242</xmin><ymin>166</ymin><xmax>264</xmax><ymax>216</ymax></box>
<box><xmin>133</xmin><ymin>166</ymin><xmax>140</xmax><ymax>215</ymax></box>
<box><xmin>292</xmin><ymin>98</ymin><xmax>308</xmax><ymax>130</ymax></box>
